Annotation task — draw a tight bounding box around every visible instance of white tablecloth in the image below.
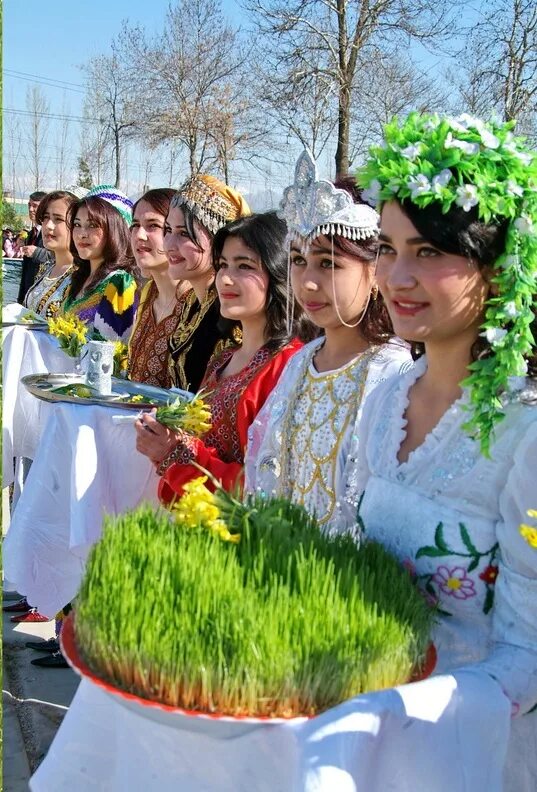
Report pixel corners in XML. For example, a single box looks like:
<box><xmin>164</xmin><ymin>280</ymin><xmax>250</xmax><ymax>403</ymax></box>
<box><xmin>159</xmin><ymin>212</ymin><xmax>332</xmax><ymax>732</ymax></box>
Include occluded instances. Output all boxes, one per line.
<box><xmin>3</xmin><ymin>402</ymin><xmax>159</xmax><ymax>616</ymax></box>
<box><xmin>2</xmin><ymin>303</ymin><xmax>76</xmax><ymax>486</ymax></box>
<box><xmin>30</xmin><ymin>669</ymin><xmax>511</xmax><ymax>791</ymax></box>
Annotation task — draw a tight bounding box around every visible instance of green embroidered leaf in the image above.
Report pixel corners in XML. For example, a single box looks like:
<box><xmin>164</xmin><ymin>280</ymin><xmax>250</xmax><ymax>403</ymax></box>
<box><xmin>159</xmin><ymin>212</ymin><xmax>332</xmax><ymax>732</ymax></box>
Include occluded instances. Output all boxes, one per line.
<box><xmin>467</xmin><ymin>557</ymin><xmax>480</xmax><ymax>573</ymax></box>
<box><xmin>459</xmin><ymin>524</ymin><xmax>479</xmax><ymax>557</ymax></box>
<box><xmin>416</xmin><ymin>546</ymin><xmax>449</xmax><ymax>558</ymax></box>
<box><xmin>483</xmin><ymin>587</ymin><xmax>495</xmax><ymax>615</ymax></box>
<box><xmin>434</xmin><ymin>522</ymin><xmax>451</xmax><ymax>553</ymax></box>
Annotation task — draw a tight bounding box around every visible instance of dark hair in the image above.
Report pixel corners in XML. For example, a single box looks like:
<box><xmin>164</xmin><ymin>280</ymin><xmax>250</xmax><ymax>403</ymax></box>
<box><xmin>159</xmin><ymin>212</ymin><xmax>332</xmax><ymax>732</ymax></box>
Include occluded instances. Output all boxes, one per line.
<box><xmin>397</xmin><ymin>199</ymin><xmax>537</xmax><ymax>377</ymax></box>
<box><xmin>67</xmin><ymin>196</ymin><xmax>140</xmax><ymax>299</ymax></box>
<box><xmin>35</xmin><ymin>190</ymin><xmax>77</xmax><ymax>225</ymax></box>
<box><xmin>132</xmin><ymin>188</ymin><xmax>176</xmax><ymax>221</ymax></box>
<box><xmin>212</xmin><ymin>211</ymin><xmax>311</xmax><ymax>349</ymax></box>
<box><xmin>328</xmin><ymin>178</ymin><xmax>394</xmax><ymax>344</ymax></box>
<box><xmin>29</xmin><ymin>191</ymin><xmax>46</xmax><ymax>202</ymax></box>
<box><xmin>169</xmin><ymin>203</ymin><xmax>207</xmax><ymax>249</ymax></box>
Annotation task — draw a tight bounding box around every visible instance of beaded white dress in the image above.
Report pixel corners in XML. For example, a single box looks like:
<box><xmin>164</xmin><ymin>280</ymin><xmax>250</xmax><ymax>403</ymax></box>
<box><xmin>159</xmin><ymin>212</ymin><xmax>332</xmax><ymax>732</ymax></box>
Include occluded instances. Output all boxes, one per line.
<box><xmin>245</xmin><ymin>337</ymin><xmax>411</xmax><ymax>532</ymax></box>
<box><xmin>348</xmin><ymin>355</ymin><xmax>537</xmax><ymax>791</ymax></box>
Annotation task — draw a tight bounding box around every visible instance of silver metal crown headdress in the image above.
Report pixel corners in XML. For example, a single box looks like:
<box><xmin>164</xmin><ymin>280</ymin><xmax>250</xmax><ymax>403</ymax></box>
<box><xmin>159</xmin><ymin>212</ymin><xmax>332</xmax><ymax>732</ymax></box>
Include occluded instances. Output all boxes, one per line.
<box><xmin>279</xmin><ymin>149</ymin><xmax>379</xmax><ymax>244</ymax></box>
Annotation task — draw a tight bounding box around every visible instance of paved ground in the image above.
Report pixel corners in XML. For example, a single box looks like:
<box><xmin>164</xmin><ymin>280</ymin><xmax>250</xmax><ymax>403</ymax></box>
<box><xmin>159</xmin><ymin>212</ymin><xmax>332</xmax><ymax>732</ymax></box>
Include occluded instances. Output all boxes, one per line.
<box><xmin>3</xmin><ymin>606</ymin><xmax>80</xmax><ymax>790</ymax></box>
<box><xmin>2</xmin><ymin>489</ymin><xmax>80</xmax><ymax>790</ymax></box>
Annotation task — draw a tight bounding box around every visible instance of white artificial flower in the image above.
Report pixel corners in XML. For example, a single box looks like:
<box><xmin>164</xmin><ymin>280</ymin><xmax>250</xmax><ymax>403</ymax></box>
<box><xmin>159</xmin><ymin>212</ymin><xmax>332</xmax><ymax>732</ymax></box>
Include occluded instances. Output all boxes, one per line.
<box><xmin>400</xmin><ymin>143</ymin><xmax>422</xmax><ymax>160</ymax></box>
<box><xmin>432</xmin><ymin>169</ymin><xmax>453</xmax><ymax>193</ymax></box>
<box><xmin>503</xmin><ymin>301</ymin><xmax>518</xmax><ymax>319</ymax></box>
<box><xmin>514</xmin><ymin>215</ymin><xmax>534</xmax><ymax>235</ymax></box>
<box><xmin>362</xmin><ymin>179</ymin><xmax>382</xmax><ymax>206</ymax></box>
<box><xmin>445</xmin><ymin>132</ymin><xmax>480</xmax><ymax>156</ymax></box>
<box><xmin>506</xmin><ymin>180</ymin><xmax>523</xmax><ymax>197</ymax></box>
<box><xmin>456</xmin><ymin>113</ymin><xmax>482</xmax><ymax>130</ymax></box>
<box><xmin>455</xmin><ymin>184</ymin><xmax>479</xmax><ymax>211</ymax></box>
<box><xmin>508</xmin><ymin>375</ymin><xmax>527</xmax><ymax>392</ymax></box>
<box><xmin>481</xmin><ymin>327</ymin><xmax>508</xmax><ymax>345</ymax></box>
<box><xmin>479</xmin><ymin>128</ymin><xmax>500</xmax><ymax>149</ymax></box>
<box><xmin>424</xmin><ymin>117</ymin><xmax>439</xmax><ymax>132</ymax></box>
<box><xmin>515</xmin><ymin>151</ymin><xmax>533</xmax><ymax>166</ymax></box>
<box><xmin>388</xmin><ymin>179</ymin><xmax>400</xmax><ymax>193</ymax></box>
<box><xmin>501</xmin><ymin>254</ymin><xmax>520</xmax><ymax>269</ymax></box>
<box><xmin>407</xmin><ymin>174</ymin><xmax>431</xmax><ymax>199</ymax></box>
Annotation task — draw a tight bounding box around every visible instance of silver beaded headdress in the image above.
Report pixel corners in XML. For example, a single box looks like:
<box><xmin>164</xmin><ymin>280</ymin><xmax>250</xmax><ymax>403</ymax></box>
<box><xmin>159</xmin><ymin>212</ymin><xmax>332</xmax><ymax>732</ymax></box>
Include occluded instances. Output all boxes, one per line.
<box><xmin>279</xmin><ymin>149</ymin><xmax>379</xmax><ymax>246</ymax></box>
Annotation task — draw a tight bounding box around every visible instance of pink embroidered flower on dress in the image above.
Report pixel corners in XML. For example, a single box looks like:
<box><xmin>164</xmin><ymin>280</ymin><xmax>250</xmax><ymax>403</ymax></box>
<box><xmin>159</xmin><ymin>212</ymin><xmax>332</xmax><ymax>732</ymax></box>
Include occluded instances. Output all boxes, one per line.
<box><xmin>432</xmin><ymin>566</ymin><xmax>477</xmax><ymax>599</ymax></box>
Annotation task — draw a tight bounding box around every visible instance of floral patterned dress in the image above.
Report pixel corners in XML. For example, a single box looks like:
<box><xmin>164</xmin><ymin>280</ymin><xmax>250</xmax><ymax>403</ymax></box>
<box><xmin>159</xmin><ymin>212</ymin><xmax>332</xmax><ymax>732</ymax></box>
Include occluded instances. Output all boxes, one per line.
<box><xmin>349</xmin><ymin>355</ymin><xmax>537</xmax><ymax>791</ymax></box>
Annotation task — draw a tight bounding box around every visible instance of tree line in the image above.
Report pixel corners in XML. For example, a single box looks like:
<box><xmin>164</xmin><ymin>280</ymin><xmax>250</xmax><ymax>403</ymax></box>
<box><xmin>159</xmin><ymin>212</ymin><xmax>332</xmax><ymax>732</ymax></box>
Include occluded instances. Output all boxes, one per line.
<box><xmin>7</xmin><ymin>0</ymin><xmax>537</xmax><ymax>192</ymax></box>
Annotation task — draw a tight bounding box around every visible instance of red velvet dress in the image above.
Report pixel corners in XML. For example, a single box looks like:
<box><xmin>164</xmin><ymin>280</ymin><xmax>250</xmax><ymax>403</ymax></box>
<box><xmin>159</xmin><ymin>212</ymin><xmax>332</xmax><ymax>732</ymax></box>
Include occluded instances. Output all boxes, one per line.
<box><xmin>158</xmin><ymin>339</ymin><xmax>302</xmax><ymax>504</ymax></box>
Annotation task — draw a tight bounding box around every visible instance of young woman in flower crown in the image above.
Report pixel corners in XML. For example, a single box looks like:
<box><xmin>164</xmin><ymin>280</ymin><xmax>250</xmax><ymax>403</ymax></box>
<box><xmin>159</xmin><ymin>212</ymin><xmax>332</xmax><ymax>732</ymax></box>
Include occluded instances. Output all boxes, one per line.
<box><xmin>351</xmin><ymin>113</ymin><xmax>537</xmax><ymax>790</ymax></box>
<box><xmin>245</xmin><ymin>153</ymin><xmax>410</xmax><ymax>533</ymax></box>
<box><xmin>23</xmin><ymin>190</ymin><xmax>77</xmax><ymax>318</ymax></box>
<box><xmin>128</xmin><ymin>188</ymin><xmax>191</xmax><ymax>388</ymax></box>
<box><xmin>63</xmin><ymin>185</ymin><xmax>140</xmax><ymax>342</ymax></box>
<box><xmin>135</xmin><ymin>212</ymin><xmax>304</xmax><ymax>500</ymax></box>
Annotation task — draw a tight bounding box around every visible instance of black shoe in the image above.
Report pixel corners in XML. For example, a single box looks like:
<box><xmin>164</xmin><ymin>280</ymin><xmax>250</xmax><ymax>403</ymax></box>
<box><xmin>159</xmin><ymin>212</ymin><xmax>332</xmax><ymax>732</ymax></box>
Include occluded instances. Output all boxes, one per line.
<box><xmin>26</xmin><ymin>637</ymin><xmax>60</xmax><ymax>653</ymax></box>
<box><xmin>31</xmin><ymin>651</ymin><xmax>69</xmax><ymax>668</ymax></box>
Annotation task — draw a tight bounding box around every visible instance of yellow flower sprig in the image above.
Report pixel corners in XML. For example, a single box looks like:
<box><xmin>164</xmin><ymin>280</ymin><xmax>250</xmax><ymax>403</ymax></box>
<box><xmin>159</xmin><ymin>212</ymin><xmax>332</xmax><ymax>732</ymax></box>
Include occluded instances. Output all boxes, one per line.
<box><xmin>113</xmin><ymin>341</ymin><xmax>129</xmax><ymax>377</ymax></box>
<box><xmin>171</xmin><ymin>476</ymin><xmax>240</xmax><ymax>543</ymax></box>
<box><xmin>156</xmin><ymin>393</ymin><xmax>212</xmax><ymax>437</ymax></box>
<box><xmin>520</xmin><ymin>509</ymin><xmax>537</xmax><ymax>549</ymax></box>
<box><xmin>47</xmin><ymin>312</ymin><xmax>88</xmax><ymax>358</ymax></box>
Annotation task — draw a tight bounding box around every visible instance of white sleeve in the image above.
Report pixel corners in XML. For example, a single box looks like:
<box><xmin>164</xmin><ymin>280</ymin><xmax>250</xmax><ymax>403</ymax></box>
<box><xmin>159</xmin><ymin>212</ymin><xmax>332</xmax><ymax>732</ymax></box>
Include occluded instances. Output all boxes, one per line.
<box><xmin>244</xmin><ymin>347</ymin><xmax>308</xmax><ymax>495</ymax></box>
<box><xmin>475</xmin><ymin>417</ymin><xmax>537</xmax><ymax>716</ymax></box>
<box><xmin>337</xmin><ymin>351</ymin><xmax>409</xmax><ymax>534</ymax></box>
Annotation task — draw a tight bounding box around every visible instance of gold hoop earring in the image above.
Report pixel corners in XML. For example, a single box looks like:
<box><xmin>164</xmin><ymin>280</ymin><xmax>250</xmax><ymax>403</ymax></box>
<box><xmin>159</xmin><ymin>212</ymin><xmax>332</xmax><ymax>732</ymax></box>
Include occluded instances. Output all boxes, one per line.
<box><xmin>371</xmin><ymin>284</ymin><xmax>379</xmax><ymax>301</ymax></box>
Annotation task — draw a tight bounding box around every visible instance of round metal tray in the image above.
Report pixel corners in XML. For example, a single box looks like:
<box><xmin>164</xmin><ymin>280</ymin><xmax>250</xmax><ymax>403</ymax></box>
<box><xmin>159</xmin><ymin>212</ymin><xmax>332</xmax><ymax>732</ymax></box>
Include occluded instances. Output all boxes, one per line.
<box><xmin>2</xmin><ymin>319</ymin><xmax>49</xmax><ymax>330</ymax></box>
<box><xmin>20</xmin><ymin>374</ymin><xmax>187</xmax><ymax>410</ymax></box>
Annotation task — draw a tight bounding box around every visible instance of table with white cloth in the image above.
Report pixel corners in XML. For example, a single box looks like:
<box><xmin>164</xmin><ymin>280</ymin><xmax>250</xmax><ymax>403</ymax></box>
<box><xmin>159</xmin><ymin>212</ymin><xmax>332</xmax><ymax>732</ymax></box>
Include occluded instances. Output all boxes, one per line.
<box><xmin>30</xmin><ymin>668</ymin><xmax>511</xmax><ymax>792</ymax></box>
<box><xmin>2</xmin><ymin>304</ymin><xmax>76</xmax><ymax>487</ymax></box>
<box><xmin>3</xmin><ymin>402</ymin><xmax>160</xmax><ymax>616</ymax></box>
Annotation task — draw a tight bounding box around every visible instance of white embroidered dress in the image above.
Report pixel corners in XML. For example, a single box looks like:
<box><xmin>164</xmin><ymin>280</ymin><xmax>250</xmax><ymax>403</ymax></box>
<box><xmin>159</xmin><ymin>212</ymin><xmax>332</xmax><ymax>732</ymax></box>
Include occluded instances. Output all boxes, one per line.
<box><xmin>349</xmin><ymin>356</ymin><xmax>537</xmax><ymax>791</ymax></box>
<box><xmin>245</xmin><ymin>337</ymin><xmax>411</xmax><ymax>532</ymax></box>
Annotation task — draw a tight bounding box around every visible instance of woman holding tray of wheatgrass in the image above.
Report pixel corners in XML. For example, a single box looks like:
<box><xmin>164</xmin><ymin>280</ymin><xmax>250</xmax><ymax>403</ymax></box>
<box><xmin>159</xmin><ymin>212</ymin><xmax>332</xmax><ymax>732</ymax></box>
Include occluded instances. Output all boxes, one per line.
<box><xmin>346</xmin><ymin>112</ymin><xmax>537</xmax><ymax>790</ymax></box>
<box><xmin>135</xmin><ymin>211</ymin><xmax>306</xmax><ymax>498</ymax></box>
<box><xmin>128</xmin><ymin>188</ymin><xmax>191</xmax><ymax>388</ymax></box>
<box><xmin>62</xmin><ymin>185</ymin><xmax>140</xmax><ymax>342</ymax></box>
<box><xmin>245</xmin><ymin>154</ymin><xmax>410</xmax><ymax>533</ymax></box>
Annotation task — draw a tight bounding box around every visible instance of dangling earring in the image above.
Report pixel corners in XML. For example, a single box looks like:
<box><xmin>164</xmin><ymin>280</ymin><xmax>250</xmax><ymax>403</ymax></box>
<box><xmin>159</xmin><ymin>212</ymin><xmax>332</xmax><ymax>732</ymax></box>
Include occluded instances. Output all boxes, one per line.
<box><xmin>371</xmin><ymin>284</ymin><xmax>379</xmax><ymax>301</ymax></box>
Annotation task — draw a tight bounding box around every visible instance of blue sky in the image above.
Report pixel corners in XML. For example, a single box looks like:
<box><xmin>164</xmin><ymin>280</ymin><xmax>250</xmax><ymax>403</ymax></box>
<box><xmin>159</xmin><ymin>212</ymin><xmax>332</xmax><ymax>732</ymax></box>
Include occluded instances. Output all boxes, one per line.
<box><xmin>3</xmin><ymin>0</ymin><xmax>244</xmax><ymax>118</ymax></box>
<box><xmin>3</xmin><ymin>0</ymin><xmax>463</xmax><ymax>203</ymax></box>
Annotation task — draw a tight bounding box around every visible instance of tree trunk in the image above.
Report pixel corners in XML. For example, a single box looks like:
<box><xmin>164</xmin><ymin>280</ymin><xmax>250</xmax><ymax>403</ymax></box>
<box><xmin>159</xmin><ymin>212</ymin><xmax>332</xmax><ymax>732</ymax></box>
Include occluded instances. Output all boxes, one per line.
<box><xmin>114</xmin><ymin>127</ymin><xmax>121</xmax><ymax>187</ymax></box>
<box><xmin>335</xmin><ymin>84</ymin><xmax>351</xmax><ymax>177</ymax></box>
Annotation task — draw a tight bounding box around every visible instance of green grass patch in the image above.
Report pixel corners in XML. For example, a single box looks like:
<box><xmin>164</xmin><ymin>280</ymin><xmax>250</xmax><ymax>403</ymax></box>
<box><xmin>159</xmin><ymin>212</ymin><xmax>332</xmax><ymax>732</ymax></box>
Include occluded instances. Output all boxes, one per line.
<box><xmin>75</xmin><ymin>493</ymin><xmax>434</xmax><ymax>718</ymax></box>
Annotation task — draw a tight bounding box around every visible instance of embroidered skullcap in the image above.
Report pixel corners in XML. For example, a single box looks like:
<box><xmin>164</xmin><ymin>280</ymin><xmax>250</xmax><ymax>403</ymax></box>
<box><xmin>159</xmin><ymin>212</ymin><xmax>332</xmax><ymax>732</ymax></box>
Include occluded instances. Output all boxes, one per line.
<box><xmin>280</xmin><ymin>149</ymin><xmax>379</xmax><ymax>245</ymax></box>
<box><xmin>85</xmin><ymin>184</ymin><xmax>134</xmax><ymax>225</ymax></box>
<box><xmin>64</xmin><ymin>185</ymin><xmax>90</xmax><ymax>200</ymax></box>
<box><xmin>171</xmin><ymin>174</ymin><xmax>251</xmax><ymax>235</ymax></box>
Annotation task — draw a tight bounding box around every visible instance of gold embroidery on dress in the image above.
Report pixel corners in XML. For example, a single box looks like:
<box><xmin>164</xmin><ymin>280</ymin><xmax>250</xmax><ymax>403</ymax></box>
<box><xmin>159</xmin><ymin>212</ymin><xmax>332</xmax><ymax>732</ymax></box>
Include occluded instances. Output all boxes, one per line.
<box><xmin>279</xmin><ymin>345</ymin><xmax>377</xmax><ymax>525</ymax></box>
<box><xmin>168</xmin><ymin>288</ymin><xmax>219</xmax><ymax>390</ymax></box>
<box><xmin>35</xmin><ymin>267</ymin><xmax>74</xmax><ymax>317</ymax></box>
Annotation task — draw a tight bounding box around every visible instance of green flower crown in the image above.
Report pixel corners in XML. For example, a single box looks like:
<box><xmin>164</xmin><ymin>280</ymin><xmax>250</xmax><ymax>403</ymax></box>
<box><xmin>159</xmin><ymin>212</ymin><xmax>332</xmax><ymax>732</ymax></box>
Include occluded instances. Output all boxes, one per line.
<box><xmin>357</xmin><ymin>112</ymin><xmax>537</xmax><ymax>455</ymax></box>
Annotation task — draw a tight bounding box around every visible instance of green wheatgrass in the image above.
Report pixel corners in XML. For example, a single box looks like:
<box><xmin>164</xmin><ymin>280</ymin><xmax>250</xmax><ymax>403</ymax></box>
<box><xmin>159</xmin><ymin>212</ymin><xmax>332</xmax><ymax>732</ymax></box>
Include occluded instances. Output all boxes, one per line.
<box><xmin>75</xmin><ymin>496</ymin><xmax>435</xmax><ymax>718</ymax></box>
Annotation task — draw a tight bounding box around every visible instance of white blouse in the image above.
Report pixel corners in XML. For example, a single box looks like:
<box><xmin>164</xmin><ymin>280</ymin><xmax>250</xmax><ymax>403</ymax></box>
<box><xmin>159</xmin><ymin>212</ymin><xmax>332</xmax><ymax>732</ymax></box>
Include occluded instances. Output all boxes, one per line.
<box><xmin>349</xmin><ymin>355</ymin><xmax>537</xmax><ymax>790</ymax></box>
<box><xmin>245</xmin><ymin>337</ymin><xmax>412</xmax><ymax>533</ymax></box>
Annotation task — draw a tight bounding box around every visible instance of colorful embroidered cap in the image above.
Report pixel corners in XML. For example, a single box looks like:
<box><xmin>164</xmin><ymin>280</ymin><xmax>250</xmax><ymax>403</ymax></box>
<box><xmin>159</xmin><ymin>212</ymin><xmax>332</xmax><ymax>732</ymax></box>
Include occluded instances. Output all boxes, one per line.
<box><xmin>86</xmin><ymin>185</ymin><xmax>134</xmax><ymax>225</ymax></box>
<box><xmin>171</xmin><ymin>175</ymin><xmax>251</xmax><ymax>235</ymax></box>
